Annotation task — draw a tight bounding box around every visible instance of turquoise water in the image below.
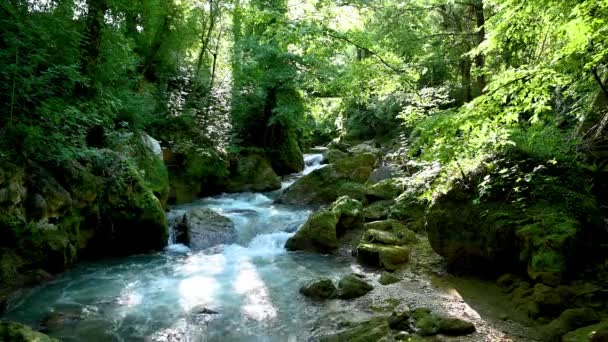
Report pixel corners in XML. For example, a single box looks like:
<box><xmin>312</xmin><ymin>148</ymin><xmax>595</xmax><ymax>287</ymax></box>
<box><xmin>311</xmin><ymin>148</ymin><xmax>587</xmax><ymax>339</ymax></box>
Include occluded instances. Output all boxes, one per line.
<box><xmin>3</xmin><ymin>154</ymin><xmax>359</xmax><ymax>341</ymax></box>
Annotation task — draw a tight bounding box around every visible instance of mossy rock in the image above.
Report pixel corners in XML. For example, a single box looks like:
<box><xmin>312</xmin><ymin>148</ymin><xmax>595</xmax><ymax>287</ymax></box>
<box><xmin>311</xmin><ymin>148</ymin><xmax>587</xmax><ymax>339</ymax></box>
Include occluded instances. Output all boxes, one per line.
<box><xmin>225</xmin><ymin>154</ymin><xmax>281</xmax><ymax>193</ymax></box>
<box><xmin>300</xmin><ymin>278</ymin><xmax>338</xmax><ymax>300</ymax></box>
<box><xmin>356</xmin><ymin>243</ymin><xmax>410</xmax><ymax>271</ymax></box>
<box><xmin>267</xmin><ymin>126</ymin><xmax>305</xmax><ymax>175</ymax></box>
<box><xmin>379</xmin><ymin>272</ymin><xmax>401</xmax><ymax>285</ymax></box>
<box><xmin>278</xmin><ymin>164</ymin><xmax>371</xmax><ymax>205</ymax></box>
<box><xmin>285</xmin><ymin>209</ymin><xmax>338</xmax><ymax>253</ymax></box>
<box><xmin>323</xmin><ymin>149</ymin><xmax>349</xmax><ymax>164</ymax></box>
<box><xmin>331</xmin><ymin>196</ymin><xmax>364</xmax><ymax>233</ymax></box>
<box><xmin>410</xmin><ymin>308</ymin><xmax>476</xmax><ymax>337</ymax></box>
<box><xmin>363</xmin><ymin>200</ymin><xmax>394</xmax><ymax>221</ymax></box>
<box><xmin>364</xmin><ymin>220</ymin><xmax>418</xmax><ymax>245</ymax></box>
<box><xmin>562</xmin><ymin>320</ymin><xmax>608</xmax><ymax>342</ymax></box>
<box><xmin>541</xmin><ymin>308</ymin><xmax>600</xmax><ymax>341</ymax></box>
<box><xmin>338</xmin><ymin>274</ymin><xmax>373</xmax><ymax>299</ymax></box>
<box><xmin>320</xmin><ymin>317</ymin><xmax>391</xmax><ymax>342</ymax></box>
<box><xmin>366</xmin><ymin>179</ymin><xmax>404</xmax><ymax>201</ymax></box>
<box><xmin>362</xmin><ymin>229</ymin><xmax>402</xmax><ymax>246</ymax></box>
<box><xmin>89</xmin><ymin>151</ymin><xmax>168</xmax><ymax>255</ymax></box>
<box><xmin>0</xmin><ymin>321</ymin><xmax>59</xmax><ymax>342</ymax></box>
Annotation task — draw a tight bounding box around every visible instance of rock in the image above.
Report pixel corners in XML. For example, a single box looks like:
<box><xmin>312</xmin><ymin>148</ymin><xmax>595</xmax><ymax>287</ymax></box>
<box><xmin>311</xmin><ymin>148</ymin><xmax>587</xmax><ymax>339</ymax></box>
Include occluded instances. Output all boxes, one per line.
<box><xmin>541</xmin><ymin>308</ymin><xmax>600</xmax><ymax>341</ymax></box>
<box><xmin>410</xmin><ymin>308</ymin><xmax>475</xmax><ymax>337</ymax></box>
<box><xmin>562</xmin><ymin>320</ymin><xmax>608</xmax><ymax>342</ymax></box>
<box><xmin>0</xmin><ymin>321</ymin><xmax>59</xmax><ymax>342</ymax></box>
<box><xmin>355</xmin><ymin>243</ymin><xmax>410</xmax><ymax>271</ymax></box>
<box><xmin>330</xmin><ymin>196</ymin><xmax>364</xmax><ymax>233</ymax></box>
<box><xmin>226</xmin><ymin>154</ymin><xmax>281</xmax><ymax>193</ymax></box>
<box><xmin>177</xmin><ymin>208</ymin><xmax>237</xmax><ymax>250</ymax></box>
<box><xmin>300</xmin><ymin>278</ymin><xmax>338</xmax><ymax>300</ymax></box>
<box><xmin>320</xmin><ymin>317</ymin><xmax>391</xmax><ymax>342</ymax></box>
<box><xmin>349</xmin><ymin>143</ymin><xmax>382</xmax><ymax>157</ymax></box>
<box><xmin>387</xmin><ymin>193</ymin><xmax>427</xmax><ymax>233</ymax></box>
<box><xmin>526</xmin><ymin>283</ymin><xmax>566</xmax><ymax>320</ymax></box>
<box><xmin>362</xmin><ymin>229</ymin><xmax>402</xmax><ymax>246</ymax></box>
<box><xmin>278</xmin><ymin>153</ymin><xmax>377</xmax><ymax>205</ymax></box>
<box><xmin>338</xmin><ymin>274</ymin><xmax>374</xmax><ymax>299</ymax></box>
<box><xmin>141</xmin><ymin>133</ymin><xmax>163</xmax><ymax>159</ymax></box>
<box><xmin>366</xmin><ymin>179</ymin><xmax>404</xmax><ymax>201</ymax></box>
<box><xmin>285</xmin><ymin>210</ymin><xmax>338</xmax><ymax>253</ymax></box>
<box><xmin>323</xmin><ymin>149</ymin><xmax>349</xmax><ymax>164</ymax></box>
<box><xmin>327</xmin><ymin>140</ymin><xmax>351</xmax><ymax>152</ymax></box>
<box><xmin>364</xmin><ymin>220</ymin><xmax>418</xmax><ymax>245</ymax></box>
<box><xmin>363</xmin><ymin>200</ymin><xmax>394</xmax><ymax>221</ymax></box>
<box><xmin>438</xmin><ymin>317</ymin><xmax>476</xmax><ymax>336</ymax></box>
<box><xmin>368</xmin><ymin>165</ymin><xmax>400</xmax><ymax>185</ymax></box>
<box><xmin>268</xmin><ymin>128</ymin><xmax>305</xmax><ymax>175</ymax></box>
<box><xmin>379</xmin><ymin>272</ymin><xmax>401</xmax><ymax>285</ymax></box>
<box><xmin>388</xmin><ymin>310</ymin><xmax>410</xmax><ymax>330</ymax></box>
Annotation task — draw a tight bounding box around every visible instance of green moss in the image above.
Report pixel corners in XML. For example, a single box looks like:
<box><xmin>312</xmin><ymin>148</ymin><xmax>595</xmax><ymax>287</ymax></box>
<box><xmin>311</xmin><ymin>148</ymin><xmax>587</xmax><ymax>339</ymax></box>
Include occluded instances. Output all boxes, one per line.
<box><xmin>285</xmin><ymin>209</ymin><xmax>339</xmax><ymax>253</ymax></box>
<box><xmin>0</xmin><ymin>321</ymin><xmax>59</xmax><ymax>342</ymax></box>
<box><xmin>356</xmin><ymin>243</ymin><xmax>410</xmax><ymax>271</ymax></box>
<box><xmin>320</xmin><ymin>317</ymin><xmax>391</xmax><ymax>342</ymax></box>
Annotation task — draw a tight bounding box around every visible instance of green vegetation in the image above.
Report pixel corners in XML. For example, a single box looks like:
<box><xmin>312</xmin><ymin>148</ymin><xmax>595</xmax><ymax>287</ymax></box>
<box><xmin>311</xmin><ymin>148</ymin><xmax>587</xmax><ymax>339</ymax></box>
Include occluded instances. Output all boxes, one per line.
<box><xmin>1</xmin><ymin>0</ymin><xmax>608</xmax><ymax>338</ymax></box>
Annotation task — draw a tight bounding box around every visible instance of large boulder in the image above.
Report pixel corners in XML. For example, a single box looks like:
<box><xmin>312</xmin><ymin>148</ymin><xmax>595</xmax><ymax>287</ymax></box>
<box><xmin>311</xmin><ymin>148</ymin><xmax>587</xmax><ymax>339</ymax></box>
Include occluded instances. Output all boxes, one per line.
<box><xmin>355</xmin><ymin>243</ymin><xmax>410</xmax><ymax>271</ymax></box>
<box><xmin>366</xmin><ymin>178</ymin><xmax>404</xmax><ymax>201</ymax></box>
<box><xmin>285</xmin><ymin>210</ymin><xmax>339</xmax><ymax>253</ymax></box>
<box><xmin>0</xmin><ymin>321</ymin><xmax>59</xmax><ymax>342</ymax></box>
<box><xmin>176</xmin><ymin>208</ymin><xmax>237</xmax><ymax>250</ymax></box>
<box><xmin>322</xmin><ymin>149</ymin><xmax>349</xmax><ymax>164</ymax></box>
<box><xmin>225</xmin><ymin>154</ymin><xmax>281</xmax><ymax>193</ymax></box>
<box><xmin>367</xmin><ymin>165</ymin><xmax>400</xmax><ymax>184</ymax></box>
<box><xmin>330</xmin><ymin>196</ymin><xmax>364</xmax><ymax>233</ymax></box>
<box><xmin>267</xmin><ymin>126</ymin><xmax>305</xmax><ymax>175</ymax></box>
<box><xmin>337</xmin><ymin>274</ymin><xmax>373</xmax><ymax>299</ymax></box>
<box><xmin>563</xmin><ymin>320</ymin><xmax>608</xmax><ymax>342</ymax></box>
<box><xmin>364</xmin><ymin>220</ymin><xmax>418</xmax><ymax>245</ymax></box>
<box><xmin>541</xmin><ymin>308</ymin><xmax>600</xmax><ymax>341</ymax></box>
<box><xmin>278</xmin><ymin>153</ymin><xmax>377</xmax><ymax>205</ymax></box>
<box><xmin>362</xmin><ymin>200</ymin><xmax>393</xmax><ymax>222</ymax></box>
<box><xmin>300</xmin><ymin>278</ymin><xmax>338</xmax><ymax>300</ymax></box>
<box><xmin>410</xmin><ymin>308</ymin><xmax>476</xmax><ymax>337</ymax></box>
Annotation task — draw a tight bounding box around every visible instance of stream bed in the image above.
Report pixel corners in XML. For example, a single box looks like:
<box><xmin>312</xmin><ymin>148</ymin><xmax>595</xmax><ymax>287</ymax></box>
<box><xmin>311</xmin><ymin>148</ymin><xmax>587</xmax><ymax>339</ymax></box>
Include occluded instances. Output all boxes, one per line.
<box><xmin>1</xmin><ymin>154</ymin><xmax>536</xmax><ymax>341</ymax></box>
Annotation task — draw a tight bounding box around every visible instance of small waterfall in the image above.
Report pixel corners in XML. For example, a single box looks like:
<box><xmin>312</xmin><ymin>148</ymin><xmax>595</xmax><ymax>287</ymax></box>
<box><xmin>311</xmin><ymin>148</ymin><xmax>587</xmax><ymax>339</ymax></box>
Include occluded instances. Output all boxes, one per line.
<box><xmin>280</xmin><ymin>152</ymin><xmax>326</xmax><ymax>189</ymax></box>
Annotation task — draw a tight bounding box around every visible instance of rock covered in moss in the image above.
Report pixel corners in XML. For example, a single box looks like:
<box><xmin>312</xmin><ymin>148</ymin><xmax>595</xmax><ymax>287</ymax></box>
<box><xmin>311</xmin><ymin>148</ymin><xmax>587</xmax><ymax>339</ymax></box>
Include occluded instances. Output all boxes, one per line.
<box><xmin>176</xmin><ymin>208</ymin><xmax>237</xmax><ymax>250</ymax></box>
<box><xmin>300</xmin><ymin>278</ymin><xmax>338</xmax><ymax>300</ymax></box>
<box><xmin>320</xmin><ymin>317</ymin><xmax>391</xmax><ymax>342</ymax></box>
<box><xmin>285</xmin><ymin>210</ymin><xmax>338</xmax><ymax>253</ymax></box>
<box><xmin>363</xmin><ymin>200</ymin><xmax>394</xmax><ymax>221</ymax></box>
<box><xmin>278</xmin><ymin>153</ymin><xmax>377</xmax><ymax>205</ymax></box>
<box><xmin>0</xmin><ymin>321</ymin><xmax>59</xmax><ymax>342</ymax></box>
<box><xmin>541</xmin><ymin>308</ymin><xmax>600</xmax><ymax>341</ymax></box>
<box><xmin>267</xmin><ymin>127</ymin><xmax>305</xmax><ymax>175</ymax></box>
<box><xmin>338</xmin><ymin>274</ymin><xmax>373</xmax><ymax>299</ymax></box>
<box><xmin>410</xmin><ymin>308</ymin><xmax>476</xmax><ymax>336</ymax></box>
<box><xmin>362</xmin><ymin>229</ymin><xmax>402</xmax><ymax>246</ymax></box>
<box><xmin>323</xmin><ymin>149</ymin><xmax>349</xmax><ymax>164</ymax></box>
<box><xmin>562</xmin><ymin>320</ymin><xmax>608</xmax><ymax>342</ymax></box>
<box><xmin>330</xmin><ymin>196</ymin><xmax>364</xmax><ymax>233</ymax></box>
<box><xmin>364</xmin><ymin>220</ymin><xmax>418</xmax><ymax>245</ymax></box>
<box><xmin>366</xmin><ymin>178</ymin><xmax>404</xmax><ymax>201</ymax></box>
<box><xmin>379</xmin><ymin>272</ymin><xmax>401</xmax><ymax>285</ymax></box>
<box><xmin>368</xmin><ymin>165</ymin><xmax>400</xmax><ymax>185</ymax></box>
<box><xmin>355</xmin><ymin>243</ymin><xmax>410</xmax><ymax>271</ymax></box>
<box><xmin>225</xmin><ymin>154</ymin><xmax>281</xmax><ymax>193</ymax></box>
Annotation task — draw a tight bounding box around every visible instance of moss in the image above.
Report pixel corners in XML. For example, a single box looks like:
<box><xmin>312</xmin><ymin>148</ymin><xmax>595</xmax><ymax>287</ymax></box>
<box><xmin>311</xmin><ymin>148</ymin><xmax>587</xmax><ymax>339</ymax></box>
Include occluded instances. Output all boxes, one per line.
<box><xmin>320</xmin><ymin>317</ymin><xmax>391</xmax><ymax>342</ymax></box>
<box><xmin>337</xmin><ymin>274</ymin><xmax>373</xmax><ymax>299</ymax></box>
<box><xmin>366</xmin><ymin>178</ymin><xmax>404</xmax><ymax>200</ymax></box>
<box><xmin>225</xmin><ymin>154</ymin><xmax>281</xmax><ymax>193</ymax></box>
<box><xmin>0</xmin><ymin>321</ymin><xmax>59</xmax><ymax>342</ymax></box>
<box><xmin>300</xmin><ymin>278</ymin><xmax>338</xmax><ymax>300</ymax></box>
<box><xmin>285</xmin><ymin>209</ymin><xmax>339</xmax><ymax>253</ymax></box>
<box><xmin>331</xmin><ymin>196</ymin><xmax>364</xmax><ymax>233</ymax></box>
<box><xmin>562</xmin><ymin>320</ymin><xmax>608</xmax><ymax>342</ymax></box>
<box><xmin>356</xmin><ymin>243</ymin><xmax>410</xmax><ymax>271</ymax></box>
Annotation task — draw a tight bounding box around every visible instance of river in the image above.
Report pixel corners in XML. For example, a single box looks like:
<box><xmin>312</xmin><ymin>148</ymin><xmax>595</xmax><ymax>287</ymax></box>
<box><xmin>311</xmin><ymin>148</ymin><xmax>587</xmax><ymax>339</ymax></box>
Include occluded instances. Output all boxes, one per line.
<box><xmin>1</xmin><ymin>154</ymin><xmax>369</xmax><ymax>341</ymax></box>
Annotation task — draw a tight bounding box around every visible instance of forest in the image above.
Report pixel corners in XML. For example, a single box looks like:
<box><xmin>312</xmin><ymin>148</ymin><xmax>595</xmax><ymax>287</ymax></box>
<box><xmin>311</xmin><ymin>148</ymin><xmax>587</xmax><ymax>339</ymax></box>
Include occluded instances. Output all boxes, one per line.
<box><xmin>1</xmin><ymin>0</ymin><xmax>608</xmax><ymax>341</ymax></box>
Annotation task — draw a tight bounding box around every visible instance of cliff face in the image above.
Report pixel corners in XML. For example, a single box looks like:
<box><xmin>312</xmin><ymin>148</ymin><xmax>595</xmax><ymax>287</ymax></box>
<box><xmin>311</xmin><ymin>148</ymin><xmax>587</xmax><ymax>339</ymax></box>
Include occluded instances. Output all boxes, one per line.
<box><xmin>0</xmin><ymin>134</ymin><xmax>169</xmax><ymax>306</ymax></box>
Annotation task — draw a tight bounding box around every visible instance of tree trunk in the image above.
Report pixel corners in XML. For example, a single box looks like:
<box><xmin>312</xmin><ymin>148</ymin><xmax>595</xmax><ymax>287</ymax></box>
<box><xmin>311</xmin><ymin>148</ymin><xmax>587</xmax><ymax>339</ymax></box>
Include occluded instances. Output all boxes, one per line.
<box><xmin>474</xmin><ymin>0</ymin><xmax>486</xmax><ymax>93</ymax></box>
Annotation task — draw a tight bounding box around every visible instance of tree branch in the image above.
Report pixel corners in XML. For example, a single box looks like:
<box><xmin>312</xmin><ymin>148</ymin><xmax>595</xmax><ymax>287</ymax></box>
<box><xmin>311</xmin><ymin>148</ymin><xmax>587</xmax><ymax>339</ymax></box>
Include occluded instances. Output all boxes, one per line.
<box><xmin>322</xmin><ymin>29</ymin><xmax>405</xmax><ymax>74</ymax></box>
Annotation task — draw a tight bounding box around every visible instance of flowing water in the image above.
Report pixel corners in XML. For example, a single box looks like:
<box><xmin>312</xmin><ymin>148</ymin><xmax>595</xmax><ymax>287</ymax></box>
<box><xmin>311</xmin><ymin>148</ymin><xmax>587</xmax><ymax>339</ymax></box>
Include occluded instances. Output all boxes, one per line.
<box><xmin>2</xmin><ymin>153</ymin><xmax>362</xmax><ymax>342</ymax></box>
